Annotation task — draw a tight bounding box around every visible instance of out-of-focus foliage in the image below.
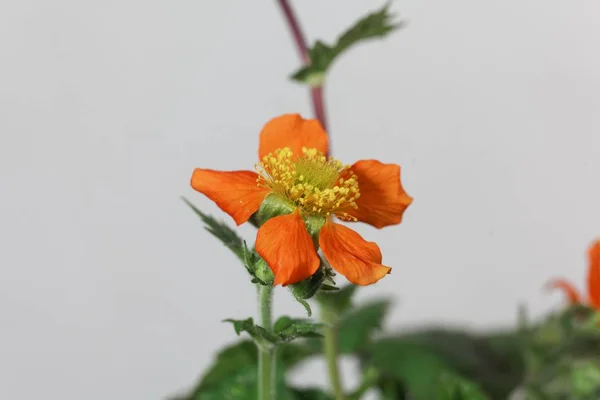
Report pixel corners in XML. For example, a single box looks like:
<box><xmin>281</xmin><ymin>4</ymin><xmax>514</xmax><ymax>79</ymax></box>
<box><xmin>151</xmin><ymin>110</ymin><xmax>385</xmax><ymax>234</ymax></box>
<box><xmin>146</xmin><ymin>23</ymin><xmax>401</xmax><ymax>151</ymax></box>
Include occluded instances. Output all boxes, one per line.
<box><xmin>170</xmin><ymin>340</ymin><xmax>325</xmax><ymax>400</ymax></box>
<box><xmin>510</xmin><ymin>305</ymin><xmax>600</xmax><ymax>399</ymax></box>
<box><xmin>171</xmin><ymin>277</ymin><xmax>600</xmax><ymax>400</ymax></box>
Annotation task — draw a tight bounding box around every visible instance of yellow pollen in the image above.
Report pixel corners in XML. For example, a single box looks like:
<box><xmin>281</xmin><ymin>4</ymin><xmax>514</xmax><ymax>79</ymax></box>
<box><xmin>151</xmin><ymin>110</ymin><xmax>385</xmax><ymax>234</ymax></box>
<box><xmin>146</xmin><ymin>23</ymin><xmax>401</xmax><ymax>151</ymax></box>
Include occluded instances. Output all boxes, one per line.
<box><xmin>255</xmin><ymin>147</ymin><xmax>360</xmax><ymax>219</ymax></box>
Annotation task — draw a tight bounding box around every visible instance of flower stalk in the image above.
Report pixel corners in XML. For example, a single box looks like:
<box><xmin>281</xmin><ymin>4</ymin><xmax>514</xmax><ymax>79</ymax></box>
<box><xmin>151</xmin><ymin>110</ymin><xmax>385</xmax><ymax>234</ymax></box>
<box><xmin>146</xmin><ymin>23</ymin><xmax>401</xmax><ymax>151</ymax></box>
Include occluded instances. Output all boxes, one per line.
<box><xmin>276</xmin><ymin>0</ymin><xmax>329</xmax><ymax>134</ymax></box>
<box><xmin>320</xmin><ymin>301</ymin><xmax>346</xmax><ymax>400</ymax></box>
<box><xmin>258</xmin><ymin>285</ymin><xmax>276</xmax><ymax>400</ymax></box>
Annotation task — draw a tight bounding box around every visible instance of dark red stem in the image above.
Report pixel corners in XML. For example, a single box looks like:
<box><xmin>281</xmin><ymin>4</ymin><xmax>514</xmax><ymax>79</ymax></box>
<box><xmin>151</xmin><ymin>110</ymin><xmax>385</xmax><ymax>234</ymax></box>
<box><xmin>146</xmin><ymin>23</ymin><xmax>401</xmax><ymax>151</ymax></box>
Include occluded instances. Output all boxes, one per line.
<box><xmin>277</xmin><ymin>0</ymin><xmax>329</xmax><ymax>135</ymax></box>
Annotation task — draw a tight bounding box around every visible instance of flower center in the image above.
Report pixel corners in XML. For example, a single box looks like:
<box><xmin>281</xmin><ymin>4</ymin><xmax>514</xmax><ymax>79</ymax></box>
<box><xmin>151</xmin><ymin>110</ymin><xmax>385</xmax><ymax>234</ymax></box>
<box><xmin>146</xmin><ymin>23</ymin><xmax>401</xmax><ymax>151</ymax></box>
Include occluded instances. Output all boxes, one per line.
<box><xmin>256</xmin><ymin>147</ymin><xmax>360</xmax><ymax>218</ymax></box>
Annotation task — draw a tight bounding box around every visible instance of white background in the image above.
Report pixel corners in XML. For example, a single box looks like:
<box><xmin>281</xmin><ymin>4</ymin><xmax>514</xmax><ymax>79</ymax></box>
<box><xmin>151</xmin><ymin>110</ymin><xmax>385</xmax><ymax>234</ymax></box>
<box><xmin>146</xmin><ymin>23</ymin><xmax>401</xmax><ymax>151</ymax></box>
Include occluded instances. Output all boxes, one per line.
<box><xmin>1</xmin><ymin>1</ymin><xmax>599</xmax><ymax>398</ymax></box>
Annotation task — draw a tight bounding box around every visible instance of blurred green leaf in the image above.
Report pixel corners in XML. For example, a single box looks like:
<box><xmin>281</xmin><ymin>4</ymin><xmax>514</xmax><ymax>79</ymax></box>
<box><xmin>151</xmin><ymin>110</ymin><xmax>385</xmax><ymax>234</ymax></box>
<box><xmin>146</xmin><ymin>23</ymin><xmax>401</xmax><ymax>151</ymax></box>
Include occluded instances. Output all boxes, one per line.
<box><xmin>368</xmin><ymin>338</ymin><xmax>452</xmax><ymax>399</ymax></box>
<box><xmin>289</xmin><ymin>388</ymin><xmax>333</xmax><ymax>400</ymax></box>
<box><xmin>367</xmin><ymin>329</ymin><xmax>524</xmax><ymax>399</ymax></box>
<box><xmin>169</xmin><ymin>340</ymin><xmax>258</xmax><ymax>400</ymax></box>
<box><xmin>433</xmin><ymin>371</ymin><xmax>491</xmax><ymax>400</ymax></box>
<box><xmin>195</xmin><ymin>340</ymin><xmax>256</xmax><ymax>390</ymax></box>
<box><xmin>317</xmin><ymin>285</ymin><xmax>358</xmax><ymax>315</ymax></box>
<box><xmin>182</xmin><ymin>197</ymin><xmax>244</xmax><ymax>261</ymax></box>
<box><xmin>518</xmin><ymin>307</ymin><xmax>600</xmax><ymax>399</ymax></box>
<box><xmin>337</xmin><ymin>299</ymin><xmax>391</xmax><ymax>353</ymax></box>
<box><xmin>291</xmin><ymin>2</ymin><xmax>402</xmax><ymax>85</ymax></box>
<box><xmin>172</xmin><ymin>340</ymin><xmax>315</xmax><ymax>400</ymax></box>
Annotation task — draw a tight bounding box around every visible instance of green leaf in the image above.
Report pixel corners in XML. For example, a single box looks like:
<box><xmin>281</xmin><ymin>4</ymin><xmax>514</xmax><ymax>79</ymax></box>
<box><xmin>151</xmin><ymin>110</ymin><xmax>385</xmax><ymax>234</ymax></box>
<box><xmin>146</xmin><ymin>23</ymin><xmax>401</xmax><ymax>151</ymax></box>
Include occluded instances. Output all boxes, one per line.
<box><xmin>169</xmin><ymin>340</ymin><xmax>257</xmax><ymax>400</ymax></box>
<box><xmin>273</xmin><ymin>316</ymin><xmax>323</xmax><ymax>342</ymax></box>
<box><xmin>279</xmin><ymin>341</ymin><xmax>321</xmax><ymax>368</ymax></box>
<box><xmin>368</xmin><ymin>338</ymin><xmax>452</xmax><ymax>399</ymax></box>
<box><xmin>317</xmin><ymin>284</ymin><xmax>358</xmax><ymax>315</ymax></box>
<box><xmin>337</xmin><ymin>299</ymin><xmax>391</xmax><ymax>353</ymax></box>
<box><xmin>196</xmin><ymin>340</ymin><xmax>257</xmax><ymax>390</ymax></box>
<box><xmin>224</xmin><ymin>318</ymin><xmax>279</xmax><ymax>345</ymax></box>
<box><xmin>182</xmin><ymin>197</ymin><xmax>244</xmax><ymax>261</ymax></box>
<box><xmin>433</xmin><ymin>372</ymin><xmax>491</xmax><ymax>400</ymax></box>
<box><xmin>226</xmin><ymin>317</ymin><xmax>323</xmax><ymax>345</ymax></box>
<box><xmin>348</xmin><ymin>366</ymin><xmax>380</xmax><ymax>400</ymax></box>
<box><xmin>291</xmin><ymin>2</ymin><xmax>402</xmax><ymax>85</ymax></box>
<box><xmin>171</xmin><ymin>340</ymin><xmax>300</xmax><ymax>400</ymax></box>
<box><xmin>369</xmin><ymin>329</ymin><xmax>524</xmax><ymax>399</ymax></box>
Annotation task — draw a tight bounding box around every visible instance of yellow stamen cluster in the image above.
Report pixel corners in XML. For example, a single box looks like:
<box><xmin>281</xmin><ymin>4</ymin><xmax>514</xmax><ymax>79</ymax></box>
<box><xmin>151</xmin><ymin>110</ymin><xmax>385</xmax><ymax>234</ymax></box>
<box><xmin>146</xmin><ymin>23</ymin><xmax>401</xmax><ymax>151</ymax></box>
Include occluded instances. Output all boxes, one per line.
<box><xmin>256</xmin><ymin>147</ymin><xmax>360</xmax><ymax>218</ymax></box>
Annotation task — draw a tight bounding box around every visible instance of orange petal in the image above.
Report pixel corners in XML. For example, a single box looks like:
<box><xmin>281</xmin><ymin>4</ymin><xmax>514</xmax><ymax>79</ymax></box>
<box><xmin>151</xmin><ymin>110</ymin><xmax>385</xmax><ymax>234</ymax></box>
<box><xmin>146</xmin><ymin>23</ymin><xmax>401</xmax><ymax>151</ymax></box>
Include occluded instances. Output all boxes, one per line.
<box><xmin>255</xmin><ymin>209</ymin><xmax>320</xmax><ymax>286</ymax></box>
<box><xmin>258</xmin><ymin>114</ymin><xmax>329</xmax><ymax>160</ymax></box>
<box><xmin>344</xmin><ymin>160</ymin><xmax>413</xmax><ymax>229</ymax></box>
<box><xmin>319</xmin><ymin>219</ymin><xmax>391</xmax><ymax>286</ymax></box>
<box><xmin>546</xmin><ymin>279</ymin><xmax>582</xmax><ymax>305</ymax></box>
<box><xmin>190</xmin><ymin>169</ymin><xmax>270</xmax><ymax>225</ymax></box>
<box><xmin>587</xmin><ymin>240</ymin><xmax>600</xmax><ymax>308</ymax></box>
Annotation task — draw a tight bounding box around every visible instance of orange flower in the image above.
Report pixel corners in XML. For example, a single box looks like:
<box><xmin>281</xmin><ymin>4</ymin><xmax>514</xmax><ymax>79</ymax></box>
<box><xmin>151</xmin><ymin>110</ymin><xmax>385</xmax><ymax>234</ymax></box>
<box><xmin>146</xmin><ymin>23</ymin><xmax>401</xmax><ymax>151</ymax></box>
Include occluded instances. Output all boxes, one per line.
<box><xmin>191</xmin><ymin>114</ymin><xmax>413</xmax><ymax>286</ymax></box>
<box><xmin>547</xmin><ymin>240</ymin><xmax>600</xmax><ymax>308</ymax></box>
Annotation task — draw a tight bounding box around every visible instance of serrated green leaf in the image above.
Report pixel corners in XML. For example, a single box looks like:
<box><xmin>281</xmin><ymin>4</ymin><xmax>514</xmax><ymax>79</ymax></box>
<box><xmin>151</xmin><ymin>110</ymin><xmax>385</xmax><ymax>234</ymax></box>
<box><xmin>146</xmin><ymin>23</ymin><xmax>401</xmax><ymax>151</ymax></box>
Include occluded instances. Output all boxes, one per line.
<box><xmin>224</xmin><ymin>318</ymin><xmax>279</xmax><ymax>345</ymax></box>
<box><xmin>337</xmin><ymin>299</ymin><xmax>391</xmax><ymax>353</ymax></box>
<box><xmin>226</xmin><ymin>317</ymin><xmax>322</xmax><ymax>345</ymax></box>
<box><xmin>273</xmin><ymin>316</ymin><xmax>323</xmax><ymax>342</ymax></box>
<box><xmin>291</xmin><ymin>2</ymin><xmax>402</xmax><ymax>85</ymax></box>
<box><xmin>182</xmin><ymin>197</ymin><xmax>244</xmax><ymax>260</ymax></box>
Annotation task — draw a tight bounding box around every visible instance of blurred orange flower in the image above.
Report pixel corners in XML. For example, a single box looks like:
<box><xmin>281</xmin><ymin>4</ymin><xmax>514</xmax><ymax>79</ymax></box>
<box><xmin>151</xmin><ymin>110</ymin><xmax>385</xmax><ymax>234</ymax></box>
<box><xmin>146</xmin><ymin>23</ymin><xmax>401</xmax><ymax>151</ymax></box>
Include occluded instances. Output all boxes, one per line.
<box><xmin>547</xmin><ymin>240</ymin><xmax>600</xmax><ymax>308</ymax></box>
<box><xmin>190</xmin><ymin>114</ymin><xmax>412</xmax><ymax>286</ymax></box>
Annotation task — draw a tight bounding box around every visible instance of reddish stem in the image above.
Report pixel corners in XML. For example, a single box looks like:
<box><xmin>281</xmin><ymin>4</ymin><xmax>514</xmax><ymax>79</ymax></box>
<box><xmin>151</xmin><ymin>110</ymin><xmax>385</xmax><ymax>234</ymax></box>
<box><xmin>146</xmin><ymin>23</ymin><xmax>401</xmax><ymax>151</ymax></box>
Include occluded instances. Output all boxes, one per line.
<box><xmin>277</xmin><ymin>0</ymin><xmax>329</xmax><ymax>135</ymax></box>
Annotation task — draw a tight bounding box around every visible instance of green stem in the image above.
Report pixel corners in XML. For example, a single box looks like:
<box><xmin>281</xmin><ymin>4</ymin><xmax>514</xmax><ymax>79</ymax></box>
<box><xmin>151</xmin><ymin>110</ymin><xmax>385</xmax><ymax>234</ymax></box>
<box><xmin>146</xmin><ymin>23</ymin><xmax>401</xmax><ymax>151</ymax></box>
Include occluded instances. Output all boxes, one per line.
<box><xmin>258</xmin><ymin>285</ymin><xmax>276</xmax><ymax>400</ymax></box>
<box><xmin>320</xmin><ymin>303</ymin><xmax>346</xmax><ymax>400</ymax></box>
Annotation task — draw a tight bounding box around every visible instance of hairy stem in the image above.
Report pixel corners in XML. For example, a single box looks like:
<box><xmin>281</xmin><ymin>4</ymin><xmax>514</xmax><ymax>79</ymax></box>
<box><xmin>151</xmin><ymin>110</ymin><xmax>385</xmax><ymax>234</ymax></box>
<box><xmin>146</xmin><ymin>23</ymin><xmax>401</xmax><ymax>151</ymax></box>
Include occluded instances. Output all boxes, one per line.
<box><xmin>258</xmin><ymin>285</ymin><xmax>276</xmax><ymax>400</ymax></box>
<box><xmin>320</xmin><ymin>303</ymin><xmax>346</xmax><ymax>400</ymax></box>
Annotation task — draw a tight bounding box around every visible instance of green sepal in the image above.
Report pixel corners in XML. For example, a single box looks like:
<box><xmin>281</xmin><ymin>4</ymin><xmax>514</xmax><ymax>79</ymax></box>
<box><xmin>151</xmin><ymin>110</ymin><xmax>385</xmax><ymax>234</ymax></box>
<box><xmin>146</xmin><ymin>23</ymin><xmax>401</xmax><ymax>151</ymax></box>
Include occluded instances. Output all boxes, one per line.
<box><xmin>182</xmin><ymin>197</ymin><xmax>244</xmax><ymax>261</ymax></box>
<box><xmin>291</xmin><ymin>2</ymin><xmax>402</xmax><ymax>85</ymax></box>
<box><xmin>305</xmin><ymin>214</ymin><xmax>326</xmax><ymax>248</ymax></box>
<box><xmin>288</xmin><ymin>259</ymin><xmax>333</xmax><ymax>316</ymax></box>
<box><xmin>252</xmin><ymin>193</ymin><xmax>294</xmax><ymax>227</ymax></box>
<box><xmin>242</xmin><ymin>242</ymin><xmax>274</xmax><ymax>285</ymax></box>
